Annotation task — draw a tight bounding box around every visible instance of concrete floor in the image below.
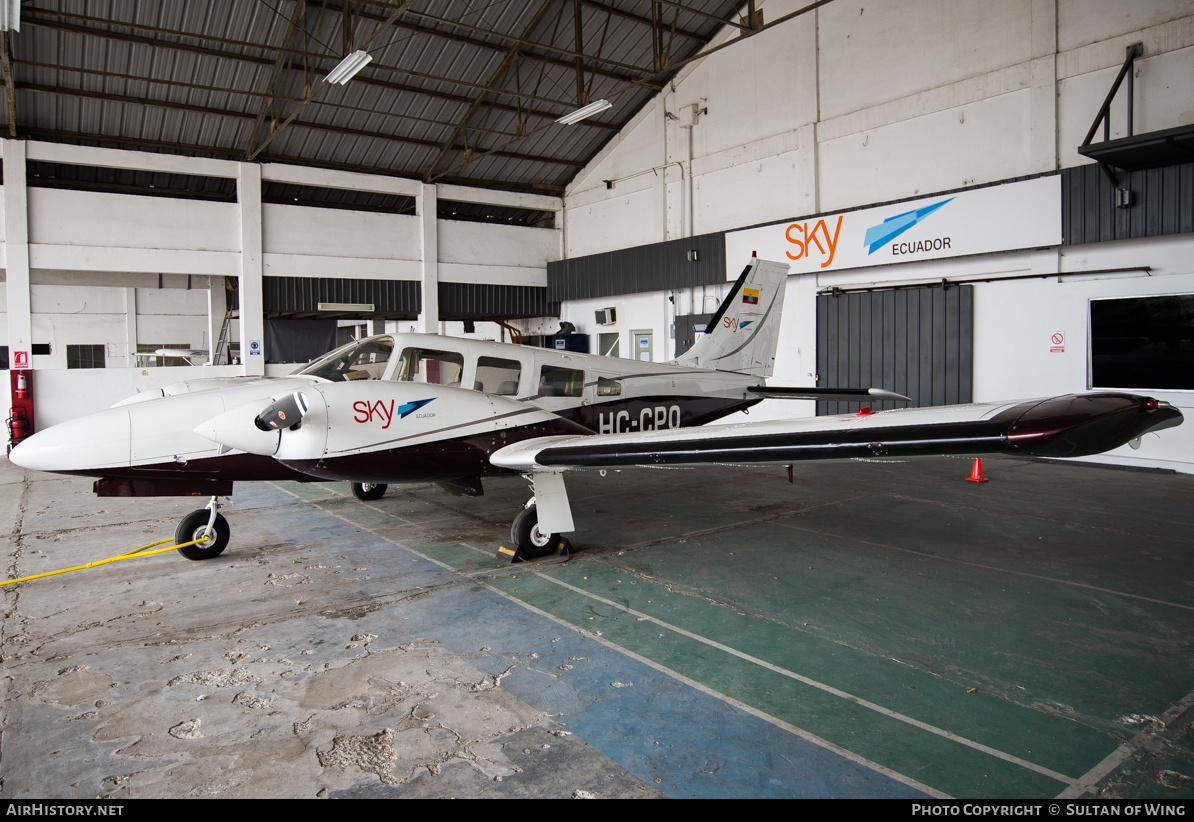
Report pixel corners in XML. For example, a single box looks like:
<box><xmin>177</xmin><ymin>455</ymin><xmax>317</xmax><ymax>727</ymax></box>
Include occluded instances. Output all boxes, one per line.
<box><xmin>1</xmin><ymin>453</ymin><xmax>1193</xmax><ymax>799</ymax></box>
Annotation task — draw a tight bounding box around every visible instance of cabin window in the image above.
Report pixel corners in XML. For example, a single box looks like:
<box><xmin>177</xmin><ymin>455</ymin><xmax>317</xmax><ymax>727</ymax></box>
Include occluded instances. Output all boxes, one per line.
<box><xmin>596</xmin><ymin>377</ymin><xmax>622</xmax><ymax>396</ymax></box>
<box><xmin>476</xmin><ymin>357</ymin><xmax>521</xmax><ymax>395</ymax></box>
<box><xmin>538</xmin><ymin>365</ymin><xmax>584</xmax><ymax>397</ymax></box>
<box><xmin>296</xmin><ymin>335</ymin><xmax>393</xmax><ymax>381</ymax></box>
<box><xmin>398</xmin><ymin>348</ymin><xmax>465</xmax><ymax>386</ymax></box>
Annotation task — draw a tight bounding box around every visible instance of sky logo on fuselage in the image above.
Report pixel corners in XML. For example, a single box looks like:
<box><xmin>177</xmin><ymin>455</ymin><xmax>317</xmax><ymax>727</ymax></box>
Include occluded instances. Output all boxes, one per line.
<box><xmin>353</xmin><ymin>397</ymin><xmax>435</xmax><ymax>429</ymax></box>
<box><xmin>863</xmin><ymin>198</ymin><xmax>953</xmax><ymax>254</ymax></box>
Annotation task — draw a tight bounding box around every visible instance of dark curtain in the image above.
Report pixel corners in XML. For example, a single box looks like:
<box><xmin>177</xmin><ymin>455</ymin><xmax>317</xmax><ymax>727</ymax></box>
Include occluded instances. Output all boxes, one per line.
<box><xmin>264</xmin><ymin>318</ymin><xmax>338</xmax><ymax>364</ymax></box>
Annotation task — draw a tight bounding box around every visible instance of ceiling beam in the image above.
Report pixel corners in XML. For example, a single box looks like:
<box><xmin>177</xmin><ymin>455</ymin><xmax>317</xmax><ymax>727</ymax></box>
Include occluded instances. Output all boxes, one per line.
<box><xmin>0</xmin><ymin>32</ymin><xmax>15</xmax><ymax>138</ymax></box>
<box><xmin>21</xmin><ymin>11</ymin><xmax>602</xmax><ymax>112</ymax></box>
<box><xmin>387</xmin><ymin>2</ymin><xmax>659</xmax><ymax>79</ymax></box>
<box><xmin>245</xmin><ymin>0</ymin><xmax>307</xmax><ymax>159</ymax></box>
<box><xmin>19</xmin><ymin>11</ymin><xmax>620</xmax><ymax>131</ymax></box>
<box><xmin>423</xmin><ymin>0</ymin><xmax>559</xmax><ymax>183</ymax></box>
<box><xmin>313</xmin><ymin>0</ymin><xmax>643</xmax><ymax>85</ymax></box>
<box><xmin>20</xmin><ymin>127</ymin><xmax>566</xmax><ymax>195</ymax></box>
<box><xmin>14</xmin><ymin>59</ymin><xmax>533</xmax><ymax>141</ymax></box>
<box><xmin>19</xmin><ymin>83</ymin><xmax>585</xmax><ymax>168</ymax></box>
<box><xmin>246</xmin><ymin>0</ymin><xmax>416</xmax><ymax>161</ymax></box>
<box><xmin>577</xmin><ymin>0</ymin><xmax>707</xmax><ymax>44</ymax></box>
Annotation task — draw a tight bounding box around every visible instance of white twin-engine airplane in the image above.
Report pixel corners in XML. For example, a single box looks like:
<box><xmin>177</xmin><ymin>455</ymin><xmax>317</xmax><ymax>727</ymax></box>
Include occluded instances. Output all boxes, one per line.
<box><xmin>10</xmin><ymin>258</ymin><xmax>1184</xmax><ymax>561</ymax></box>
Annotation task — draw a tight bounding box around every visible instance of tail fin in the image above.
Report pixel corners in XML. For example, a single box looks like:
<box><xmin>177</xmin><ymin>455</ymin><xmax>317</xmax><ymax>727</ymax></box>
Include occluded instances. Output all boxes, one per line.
<box><xmin>673</xmin><ymin>257</ymin><xmax>789</xmax><ymax>378</ymax></box>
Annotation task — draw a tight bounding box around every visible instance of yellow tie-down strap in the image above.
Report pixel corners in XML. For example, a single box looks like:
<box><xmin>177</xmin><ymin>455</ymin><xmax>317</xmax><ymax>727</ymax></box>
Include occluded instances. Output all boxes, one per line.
<box><xmin>1</xmin><ymin>536</ymin><xmax>210</xmax><ymax>587</ymax></box>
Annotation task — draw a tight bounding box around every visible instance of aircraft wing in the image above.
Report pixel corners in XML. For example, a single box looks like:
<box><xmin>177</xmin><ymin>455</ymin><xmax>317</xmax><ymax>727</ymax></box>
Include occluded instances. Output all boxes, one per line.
<box><xmin>488</xmin><ymin>391</ymin><xmax>1181</xmax><ymax>536</ymax></box>
<box><xmin>747</xmin><ymin>386</ymin><xmax>912</xmax><ymax>402</ymax></box>
<box><xmin>490</xmin><ymin>393</ymin><xmax>1183</xmax><ymax>472</ymax></box>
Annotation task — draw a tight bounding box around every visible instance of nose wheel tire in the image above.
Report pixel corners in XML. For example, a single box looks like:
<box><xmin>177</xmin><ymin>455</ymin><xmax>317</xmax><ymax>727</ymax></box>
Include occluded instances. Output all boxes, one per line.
<box><xmin>175</xmin><ymin>509</ymin><xmax>230</xmax><ymax>561</ymax></box>
<box><xmin>351</xmin><ymin>482</ymin><xmax>388</xmax><ymax>501</ymax></box>
<box><xmin>511</xmin><ymin>504</ymin><xmax>570</xmax><ymax>560</ymax></box>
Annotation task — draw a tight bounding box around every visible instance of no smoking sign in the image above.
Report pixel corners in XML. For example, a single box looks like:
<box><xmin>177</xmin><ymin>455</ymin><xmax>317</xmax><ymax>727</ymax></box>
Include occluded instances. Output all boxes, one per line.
<box><xmin>1050</xmin><ymin>331</ymin><xmax>1065</xmax><ymax>353</ymax></box>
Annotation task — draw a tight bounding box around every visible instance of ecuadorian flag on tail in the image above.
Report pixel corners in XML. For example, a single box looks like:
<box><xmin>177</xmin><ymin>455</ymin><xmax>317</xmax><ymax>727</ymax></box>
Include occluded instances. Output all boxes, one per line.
<box><xmin>742</xmin><ymin>287</ymin><xmax>759</xmax><ymax>305</ymax></box>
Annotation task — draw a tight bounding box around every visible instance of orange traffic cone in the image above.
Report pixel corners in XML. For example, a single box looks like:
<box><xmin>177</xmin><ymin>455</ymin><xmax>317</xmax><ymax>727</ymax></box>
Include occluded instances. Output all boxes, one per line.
<box><xmin>965</xmin><ymin>458</ymin><xmax>989</xmax><ymax>483</ymax></box>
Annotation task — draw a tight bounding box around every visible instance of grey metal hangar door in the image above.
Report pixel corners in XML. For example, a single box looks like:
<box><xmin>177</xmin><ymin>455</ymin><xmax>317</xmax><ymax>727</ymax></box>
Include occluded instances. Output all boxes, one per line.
<box><xmin>815</xmin><ymin>285</ymin><xmax>973</xmax><ymax>415</ymax></box>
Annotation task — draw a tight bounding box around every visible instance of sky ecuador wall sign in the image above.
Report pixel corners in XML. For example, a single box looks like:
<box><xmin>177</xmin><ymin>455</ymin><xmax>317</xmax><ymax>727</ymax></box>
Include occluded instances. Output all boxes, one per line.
<box><xmin>725</xmin><ymin>175</ymin><xmax>1062</xmax><ymax>277</ymax></box>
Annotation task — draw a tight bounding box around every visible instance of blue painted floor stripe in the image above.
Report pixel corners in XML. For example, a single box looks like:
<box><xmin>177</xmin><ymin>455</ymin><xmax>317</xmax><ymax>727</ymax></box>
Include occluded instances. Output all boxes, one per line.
<box><xmin>248</xmin><ymin>482</ymin><xmax>930</xmax><ymax>798</ymax></box>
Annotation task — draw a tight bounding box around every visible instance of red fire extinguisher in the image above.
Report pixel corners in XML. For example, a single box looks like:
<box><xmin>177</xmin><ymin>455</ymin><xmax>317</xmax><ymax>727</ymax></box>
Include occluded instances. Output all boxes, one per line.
<box><xmin>15</xmin><ymin>372</ymin><xmax>28</xmax><ymax>400</ymax></box>
<box><xmin>7</xmin><ymin>407</ymin><xmax>28</xmax><ymax>451</ymax></box>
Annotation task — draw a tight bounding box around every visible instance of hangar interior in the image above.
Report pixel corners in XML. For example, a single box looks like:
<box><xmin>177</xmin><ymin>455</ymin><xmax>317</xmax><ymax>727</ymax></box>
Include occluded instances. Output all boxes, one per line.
<box><xmin>2</xmin><ymin>0</ymin><xmax>1194</xmax><ymax>801</ymax></box>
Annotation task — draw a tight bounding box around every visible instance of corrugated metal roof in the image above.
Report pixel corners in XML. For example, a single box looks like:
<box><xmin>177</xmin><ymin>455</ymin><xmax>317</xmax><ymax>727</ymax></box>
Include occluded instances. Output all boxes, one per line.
<box><xmin>7</xmin><ymin>0</ymin><xmax>763</xmax><ymax>199</ymax></box>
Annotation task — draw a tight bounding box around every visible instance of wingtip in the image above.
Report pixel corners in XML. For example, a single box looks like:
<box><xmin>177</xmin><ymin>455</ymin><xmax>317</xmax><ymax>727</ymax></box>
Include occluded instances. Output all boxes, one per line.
<box><xmin>869</xmin><ymin>388</ymin><xmax>913</xmax><ymax>403</ymax></box>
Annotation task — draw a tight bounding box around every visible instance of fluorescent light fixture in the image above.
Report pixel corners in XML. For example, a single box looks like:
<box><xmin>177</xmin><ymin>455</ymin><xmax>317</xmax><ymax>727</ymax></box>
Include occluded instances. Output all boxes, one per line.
<box><xmin>325</xmin><ymin>50</ymin><xmax>373</xmax><ymax>85</ymax></box>
<box><xmin>317</xmin><ymin>302</ymin><xmax>375</xmax><ymax>312</ymax></box>
<box><xmin>556</xmin><ymin>98</ymin><xmax>612</xmax><ymax>125</ymax></box>
<box><xmin>0</xmin><ymin>0</ymin><xmax>20</xmax><ymax>32</ymax></box>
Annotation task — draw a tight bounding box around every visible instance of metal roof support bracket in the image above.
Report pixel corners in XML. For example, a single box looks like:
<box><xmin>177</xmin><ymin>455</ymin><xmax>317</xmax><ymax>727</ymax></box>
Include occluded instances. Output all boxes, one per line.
<box><xmin>1079</xmin><ymin>42</ymin><xmax>1143</xmax><ymax>187</ymax></box>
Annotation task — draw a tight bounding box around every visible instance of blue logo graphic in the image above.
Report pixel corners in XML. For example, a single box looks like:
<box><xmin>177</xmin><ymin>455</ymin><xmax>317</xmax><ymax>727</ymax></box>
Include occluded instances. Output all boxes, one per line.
<box><xmin>863</xmin><ymin>198</ymin><xmax>954</xmax><ymax>255</ymax></box>
<box><xmin>398</xmin><ymin>398</ymin><xmax>435</xmax><ymax>418</ymax></box>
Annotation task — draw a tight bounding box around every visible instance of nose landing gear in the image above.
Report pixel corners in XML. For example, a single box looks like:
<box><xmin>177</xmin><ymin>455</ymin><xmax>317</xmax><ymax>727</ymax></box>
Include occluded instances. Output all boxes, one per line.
<box><xmin>175</xmin><ymin>496</ymin><xmax>230</xmax><ymax>560</ymax></box>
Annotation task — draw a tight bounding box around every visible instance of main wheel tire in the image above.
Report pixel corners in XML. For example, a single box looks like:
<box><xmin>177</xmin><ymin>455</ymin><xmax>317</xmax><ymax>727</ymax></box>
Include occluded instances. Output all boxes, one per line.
<box><xmin>511</xmin><ymin>504</ymin><xmax>564</xmax><ymax>559</ymax></box>
<box><xmin>351</xmin><ymin>482</ymin><xmax>388</xmax><ymax>501</ymax></box>
<box><xmin>175</xmin><ymin>509</ymin><xmax>230</xmax><ymax>561</ymax></box>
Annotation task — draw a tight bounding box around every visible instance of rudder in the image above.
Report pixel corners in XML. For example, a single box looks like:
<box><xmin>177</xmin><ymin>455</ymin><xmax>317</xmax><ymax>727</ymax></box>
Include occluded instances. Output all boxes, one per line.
<box><xmin>673</xmin><ymin>257</ymin><xmax>789</xmax><ymax>379</ymax></box>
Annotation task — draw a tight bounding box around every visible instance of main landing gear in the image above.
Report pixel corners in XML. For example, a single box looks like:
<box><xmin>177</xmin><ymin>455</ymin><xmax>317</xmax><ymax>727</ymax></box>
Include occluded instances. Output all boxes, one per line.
<box><xmin>502</xmin><ymin>498</ymin><xmax>571</xmax><ymax>564</ymax></box>
<box><xmin>175</xmin><ymin>496</ymin><xmax>230</xmax><ymax>560</ymax></box>
<box><xmin>350</xmin><ymin>482</ymin><xmax>388</xmax><ymax>501</ymax></box>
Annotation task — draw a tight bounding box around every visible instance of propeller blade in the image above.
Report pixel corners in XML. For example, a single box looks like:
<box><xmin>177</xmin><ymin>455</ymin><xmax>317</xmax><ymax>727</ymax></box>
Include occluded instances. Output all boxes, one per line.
<box><xmin>254</xmin><ymin>391</ymin><xmax>309</xmax><ymax>431</ymax></box>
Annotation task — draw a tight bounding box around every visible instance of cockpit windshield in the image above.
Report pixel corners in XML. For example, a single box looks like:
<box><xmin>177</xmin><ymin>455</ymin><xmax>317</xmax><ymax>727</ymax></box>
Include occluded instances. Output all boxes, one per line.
<box><xmin>292</xmin><ymin>336</ymin><xmax>395</xmax><ymax>381</ymax></box>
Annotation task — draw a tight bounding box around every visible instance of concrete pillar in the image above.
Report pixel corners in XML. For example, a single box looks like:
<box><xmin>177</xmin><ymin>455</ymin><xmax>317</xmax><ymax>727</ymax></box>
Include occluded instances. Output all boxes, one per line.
<box><xmin>237</xmin><ymin>163</ymin><xmax>265</xmax><ymax>375</ymax></box>
<box><xmin>4</xmin><ymin>140</ymin><xmax>31</xmax><ymax>372</ymax></box>
<box><xmin>416</xmin><ymin>183</ymin><xmax>439</xmax><ymax>334</ymax></box>
<box><xmin>207</xmin><ymin>276</ymin><xmax>228</xmax><ymax>364</ymax></box>
<box><xmin>124</xmin><ymin>287</ymin><xmax>138</xmax><ymax>368</ymax></box>
<box><xmin>1028</xmin><ymin>0</ymin><xmax>1058</xmax><ymax>174</ymax></box>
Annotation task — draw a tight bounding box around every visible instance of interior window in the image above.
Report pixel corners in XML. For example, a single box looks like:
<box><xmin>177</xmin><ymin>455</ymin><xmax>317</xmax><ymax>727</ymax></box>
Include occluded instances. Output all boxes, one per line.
<box><xmin>596</xmin><ymin>376</ymin><xmax>622</xmax><ymax>396</ymax></box>
<box><xmin>539</xmin><ymin>365</ymin><xmax>584</xmax><ymax>397</ymax></box>
<box><xmin>397</xmin><ymin>348</ymin><xmax>465</xmax><ymax>386</ymax></box>
<box><xmin>476</xmin><ymin>357</ymin><xmax>522</xmax><ymax>395</ymax></box>
<box><xmin>1091</xmin><ymin>295</ymin><xmax>1194</xmax><ymax>390</ymax></box>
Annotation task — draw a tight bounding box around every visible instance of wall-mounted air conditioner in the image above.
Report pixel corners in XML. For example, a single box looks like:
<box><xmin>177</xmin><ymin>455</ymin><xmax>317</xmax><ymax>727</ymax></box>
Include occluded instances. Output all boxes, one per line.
<box><xmin>595</xmin><ymin>307</ymin><xmax>617</xmax><ymax>326</ymax></box>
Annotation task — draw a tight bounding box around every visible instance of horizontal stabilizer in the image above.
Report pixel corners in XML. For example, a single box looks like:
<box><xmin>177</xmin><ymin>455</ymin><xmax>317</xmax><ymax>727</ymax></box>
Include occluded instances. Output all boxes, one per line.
<box><xmin>749</xmin><ymin>386</ymin><xmax>912</xmax><ymax>403</ymax></box>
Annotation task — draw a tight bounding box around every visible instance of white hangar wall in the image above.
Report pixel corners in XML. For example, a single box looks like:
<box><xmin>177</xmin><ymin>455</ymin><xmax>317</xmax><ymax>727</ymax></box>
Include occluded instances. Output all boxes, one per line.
<box><xmin>564</xmin><ymin>0</ymin><xmax>1194</xmax><ymax>247</ymax></box>
<box><xmin>1</xmin><ymin>141</ymin><xmax>561</xmax><ymax>427</ymax></box>
<box><xmin>557</xmin><ymin>0</ymin><xmax>1194</xmax><ymax>472</ymax></box>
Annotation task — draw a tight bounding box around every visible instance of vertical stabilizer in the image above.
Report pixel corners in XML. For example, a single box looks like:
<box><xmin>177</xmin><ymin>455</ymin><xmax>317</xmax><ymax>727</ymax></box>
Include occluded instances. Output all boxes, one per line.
<box><xmin>673</xmin><ymin>258</ymin><xmax>789</xmax><ymax>378</ymax></box>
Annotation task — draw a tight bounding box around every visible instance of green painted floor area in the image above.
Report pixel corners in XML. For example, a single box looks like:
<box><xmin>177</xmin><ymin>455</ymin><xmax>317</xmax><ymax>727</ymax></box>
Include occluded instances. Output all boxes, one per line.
<box><xmin>277</xmin><ymin>456</ymin><xmax>1194</xmax><ymax>799</ymax></box>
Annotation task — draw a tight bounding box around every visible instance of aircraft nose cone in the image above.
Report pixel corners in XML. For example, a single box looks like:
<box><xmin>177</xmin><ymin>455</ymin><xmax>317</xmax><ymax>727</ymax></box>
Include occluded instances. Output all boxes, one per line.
<box><xmin>9</xmin><ymin>412</ymin><xmax>132</xmax><ymax>473</ymax></box>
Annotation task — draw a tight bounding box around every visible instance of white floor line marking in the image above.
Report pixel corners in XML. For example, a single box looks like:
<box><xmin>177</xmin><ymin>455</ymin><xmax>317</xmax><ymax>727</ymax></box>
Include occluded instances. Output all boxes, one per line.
<box><xmin>1056</xmin><ymin>688</ymin><xmax>1194</xmax><ymax>799</ymax></box>
<box><xmin>482</xmin><ymin>582</ymin><xmax>949</xmax><ymax>799</ymax></box>
<box><xmin>273</xmin><ymin>486</ymin><xmax>1071</xmax><ymax>791</ymax></box>
<box><xmin>270</xmin><ymin>486</ymin><xmax>945</xmax><ymax>795</ymax></box>
<box><xmin>775</xmin><ymin>521</ymin><xmax>1194</xmax><ymax>612</ymax></box>
<box><xmin>525</xmin><ymin>571</ymin><xmax>1076</xmax><ymax>785</ymax></box>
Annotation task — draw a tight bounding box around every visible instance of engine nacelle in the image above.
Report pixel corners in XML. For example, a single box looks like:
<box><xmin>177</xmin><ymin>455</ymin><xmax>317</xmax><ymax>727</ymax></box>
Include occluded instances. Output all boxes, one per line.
<box><xmin>196</xmin><ymin>381</ymin><xmax>580</xmax><ymax>483</ymax></box>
